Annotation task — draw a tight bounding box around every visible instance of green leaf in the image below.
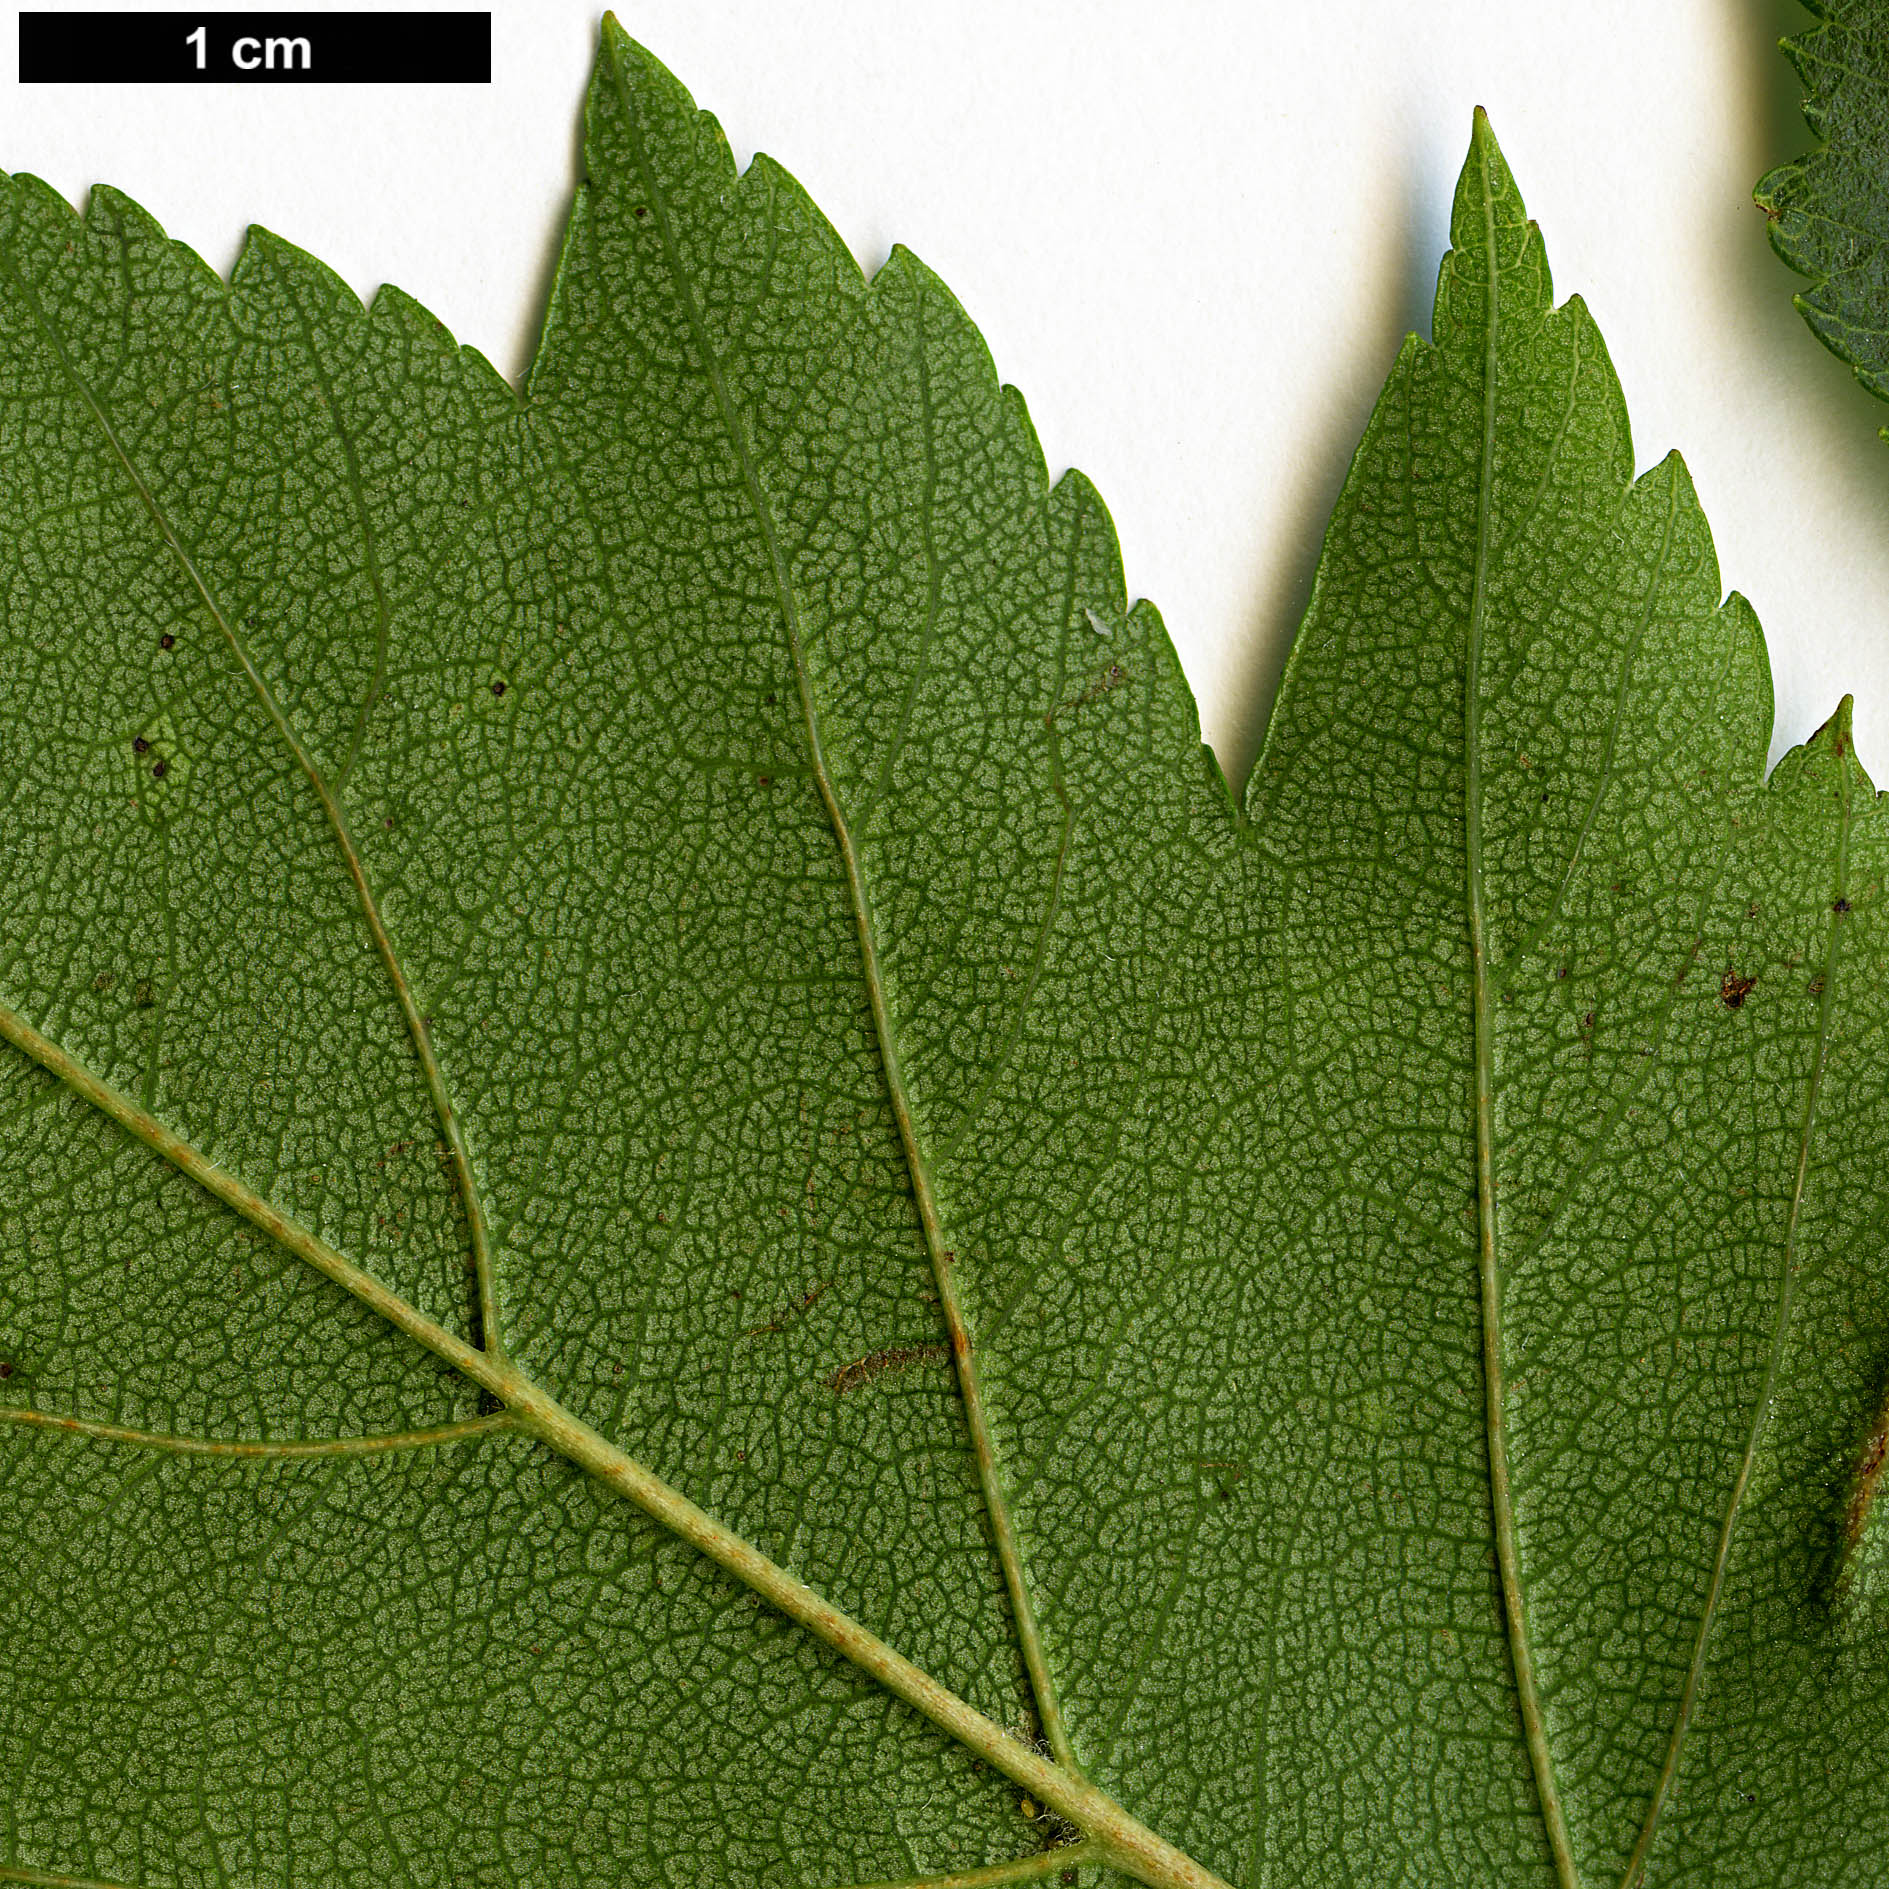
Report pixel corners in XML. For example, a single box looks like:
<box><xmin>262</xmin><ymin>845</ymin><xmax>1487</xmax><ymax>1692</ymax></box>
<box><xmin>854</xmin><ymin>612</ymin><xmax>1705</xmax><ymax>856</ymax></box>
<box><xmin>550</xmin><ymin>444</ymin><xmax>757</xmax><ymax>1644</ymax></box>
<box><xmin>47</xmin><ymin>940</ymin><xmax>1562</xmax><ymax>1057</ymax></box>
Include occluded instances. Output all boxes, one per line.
<box><xmin>1756</xmin><ymin>0</ymin><xmax>1889</xmax><ymax>409</ymax></box>
<box><xmin>3</xmin><ymin>23</ymin><xmax>1888</xmax><ymax>1889</ymax></box>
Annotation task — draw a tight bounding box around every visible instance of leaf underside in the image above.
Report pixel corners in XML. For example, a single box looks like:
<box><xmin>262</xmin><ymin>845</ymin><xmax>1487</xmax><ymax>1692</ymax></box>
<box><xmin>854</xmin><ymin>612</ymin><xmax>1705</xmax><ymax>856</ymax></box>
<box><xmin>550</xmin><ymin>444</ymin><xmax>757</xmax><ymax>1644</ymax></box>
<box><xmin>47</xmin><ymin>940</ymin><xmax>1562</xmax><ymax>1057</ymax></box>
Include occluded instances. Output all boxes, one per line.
<box><xmin>1755</xmin><ymin>0</ymin><xmax>1889</xmax><ymax>412</ymax></box>
<box><xmin>3</xmin><ymin>23</ymin><xmax>1889</xmax><ymax>1889</ymax></box>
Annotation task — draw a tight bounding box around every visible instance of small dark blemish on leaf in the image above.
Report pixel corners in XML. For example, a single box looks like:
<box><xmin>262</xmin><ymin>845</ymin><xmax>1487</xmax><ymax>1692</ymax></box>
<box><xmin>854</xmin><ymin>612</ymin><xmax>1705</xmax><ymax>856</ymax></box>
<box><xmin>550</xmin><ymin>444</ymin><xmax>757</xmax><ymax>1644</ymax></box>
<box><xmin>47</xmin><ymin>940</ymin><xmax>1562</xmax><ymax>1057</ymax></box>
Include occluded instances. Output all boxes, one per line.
<box><xmin>756</xmin><ymin>775</ymin><xmax>770</xmax><ymax>786</ymax></box>
<box><xmin>133</xmin><ymin>979</ymin><xmax>155</xmax><ymax>1008</ymax></box>
<box><xmin>1554</xmin><ymin>966</ymin><xmax>1568</xmax><ymax>981</ymax></box>
<box><xmin>151</xmin><ymin>761</ymin><xmax>167</xmax><ymax>779</ymax></box>
<box><xmin>492</xmin><ymin>681</ymin><xmax>507</xmax><ymax>697</ymax></box>
<box><xmin>1198</xmin><ymin>1456</ymin><xmax>1247</xmax><ymax>1502</ymax></box>
<box><xmin>159</xmin><ymin>634</ymin><xmax>174</xmax><ymax>650</ymax></box>
<box><xmin>92</xmin><ymin>971</ymin><xmax>114</xmax><ymax>993</ymax></box>
<box><xmin>1047</xmin><ymin>662</ymin><xmax>1129</xmax><ymax>726</ymax></box>
<box><xmin>0</xmin><ymin>1360</ymin><xmax>13</xmax><ymax>1380</ymax></box>
<box><xmin>132</xmin><ymin>737</ymin><xmax>149</xmax><ymax>754</ymax></box>
<box><xmin>633</xmin><ymin>205</ymin><xmax>649</xmax><ymax>219</ymax></box>
<box><xmin>1720</xmin><ymin>970</ymin><xmax>1757</xmax><ymax>1010</ymax></box>
<box><xmin>743</xmin><ymin>1280</ymin><xmax>831</xmax><ymax>1339</ymax></box>
<box><xmin>1835</xmin><ymin>897</ymin><xmax>1851</xmax><ymax>916</ymax></box>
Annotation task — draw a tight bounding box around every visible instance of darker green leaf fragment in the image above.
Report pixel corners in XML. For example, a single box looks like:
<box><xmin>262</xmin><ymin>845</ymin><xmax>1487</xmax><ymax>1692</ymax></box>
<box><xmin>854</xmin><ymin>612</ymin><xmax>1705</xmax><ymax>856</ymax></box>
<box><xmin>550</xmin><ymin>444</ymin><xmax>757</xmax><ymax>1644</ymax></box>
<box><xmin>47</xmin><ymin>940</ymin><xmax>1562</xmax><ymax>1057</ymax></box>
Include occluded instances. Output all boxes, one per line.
<box><xmin>1756</xmin><ymin>0</ymin><xmax>1889</xmax><ymax>408</ymax></box>
<box><xmin>3</xmin><ymin>19</ymin><xmax>1889</xmax><ymax>1889</ymax></box>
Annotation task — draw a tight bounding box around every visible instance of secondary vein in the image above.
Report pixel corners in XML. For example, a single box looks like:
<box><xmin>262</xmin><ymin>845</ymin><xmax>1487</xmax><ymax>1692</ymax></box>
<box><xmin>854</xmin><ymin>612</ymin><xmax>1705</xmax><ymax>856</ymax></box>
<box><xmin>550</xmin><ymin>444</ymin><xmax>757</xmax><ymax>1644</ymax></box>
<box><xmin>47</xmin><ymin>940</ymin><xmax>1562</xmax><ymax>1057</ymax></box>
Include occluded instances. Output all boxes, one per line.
<box><xmin>1615</xmin><ymin>748</ymin><xmax>1855</xmax><ymax>1889</ymax></box>
<box><xmin>0</xmin><ymin>1864</ymin><xmax>142</xmax><ymax>1888</ymax></box>
<box><xmin>1460</xmin><ymin>124</ymin><xmax>1582</xmax><ymax>1889</ymax></box>
<box><xmin>0</xmin><ymin>998</ymin><xmax>500</xmax><ymax>1398</ymax></box>
<box><xmin>819</xmin><ymin>1845</ymin><xmax>1099</xmax><ymax>1889</ymax></box>
<box><xmin>0</xmin><ymin>239</ymin><xmax>505</xmax><ymax>1360</ymax></box>
<box><xmin>602</xmin><ymin>40</ymin><xmax>1078</xmax><ymax>1775</ymax></box>
<box><xmin>0</xmin><ymin>1407</ymin><xmax>511</xmax><ymax>1459</ymax></box>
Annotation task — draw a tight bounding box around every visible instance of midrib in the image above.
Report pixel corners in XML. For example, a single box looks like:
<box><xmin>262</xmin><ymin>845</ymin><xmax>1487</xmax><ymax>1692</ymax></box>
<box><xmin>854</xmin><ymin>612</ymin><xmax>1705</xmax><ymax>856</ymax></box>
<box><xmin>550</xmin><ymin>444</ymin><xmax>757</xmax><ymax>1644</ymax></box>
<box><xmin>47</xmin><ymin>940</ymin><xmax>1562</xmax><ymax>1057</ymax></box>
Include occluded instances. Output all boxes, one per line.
<box><xmin>603</xmin><ymin>52</ymin><xmax>1079</xmax><ymax>1771</ymax></box>
<box><xmin>0</xmin><ymin>985</ymin><xmax>1236</xmax><ymax>1887</ymax></box>
<box><xmin>1459</xmin><ymin>140</ymin><xmax>1582</xmax><ymax>1889</ymax></box>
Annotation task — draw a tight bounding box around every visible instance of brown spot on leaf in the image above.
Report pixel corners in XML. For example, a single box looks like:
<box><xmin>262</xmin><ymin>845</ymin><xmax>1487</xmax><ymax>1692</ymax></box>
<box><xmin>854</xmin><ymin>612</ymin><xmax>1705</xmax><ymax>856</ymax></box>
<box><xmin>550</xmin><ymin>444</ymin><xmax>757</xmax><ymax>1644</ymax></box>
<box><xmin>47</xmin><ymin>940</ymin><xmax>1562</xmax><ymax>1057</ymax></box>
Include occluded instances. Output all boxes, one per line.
<box><xmin>828</xmin><ymin>1343</ymin><xmax>948</xmax><ymax>1396</ymax></box>
<box><xmin>1835</xmin><ymin>897</ymin><xmax>1851</xmax><ymax>916</ymax></box>
<box><xmin>1847</xmin><ymin>1413</ymin><xmax>1889</xmax><ymax>1553</ymax></box>
<box><xmin>1720</xmin><ymin>969</ymin><xmax>1757</xmax><ymax>1009</ymax></box>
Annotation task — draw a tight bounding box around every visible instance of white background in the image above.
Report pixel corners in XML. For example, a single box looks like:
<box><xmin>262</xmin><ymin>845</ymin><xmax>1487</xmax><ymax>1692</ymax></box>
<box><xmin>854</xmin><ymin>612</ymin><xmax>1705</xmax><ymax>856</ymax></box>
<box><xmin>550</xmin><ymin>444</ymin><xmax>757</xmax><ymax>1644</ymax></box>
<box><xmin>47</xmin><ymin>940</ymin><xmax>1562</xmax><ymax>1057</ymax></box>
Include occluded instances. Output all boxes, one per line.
<box><xmin>5</xmin><ymin>0</ymin><xmax>1883</xmax><ymax>786</ymax></box>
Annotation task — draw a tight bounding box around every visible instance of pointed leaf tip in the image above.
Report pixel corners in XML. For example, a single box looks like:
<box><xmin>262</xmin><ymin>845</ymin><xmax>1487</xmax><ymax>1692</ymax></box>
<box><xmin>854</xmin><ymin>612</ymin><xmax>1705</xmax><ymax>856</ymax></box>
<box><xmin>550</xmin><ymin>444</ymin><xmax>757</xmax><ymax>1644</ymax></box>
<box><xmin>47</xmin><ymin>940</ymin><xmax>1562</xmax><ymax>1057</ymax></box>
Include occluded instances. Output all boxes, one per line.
<box><xmin>1814</xmin><ymin>694</ymin><xmax>1856</xmax><ymax>748</ymax></box>
<box><xmin>1463</xmin><ymin>106</ymin><xmax>1518</xmax><ymax>199</ymax></box>
<box><xmin>1799</xmin><ymin>693</ymin><xmax>1873</xmax><ymax>785</ymax></box>
<box><xmin>1438</xmin><ymin>105</ymin><xmax>1545</xmax><ymax>332</ymax></box>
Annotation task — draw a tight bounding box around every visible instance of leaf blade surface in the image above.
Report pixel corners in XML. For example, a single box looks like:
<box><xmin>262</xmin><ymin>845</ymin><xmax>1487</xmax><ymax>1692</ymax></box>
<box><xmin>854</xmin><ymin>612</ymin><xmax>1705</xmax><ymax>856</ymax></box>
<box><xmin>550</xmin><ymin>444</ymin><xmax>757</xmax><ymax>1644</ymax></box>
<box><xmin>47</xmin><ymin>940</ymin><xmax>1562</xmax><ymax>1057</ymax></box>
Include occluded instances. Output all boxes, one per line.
<box><xmin>3</xmin><ymin>23</ymin><xmax>1889</xmax><ymax>1889</ymax></box>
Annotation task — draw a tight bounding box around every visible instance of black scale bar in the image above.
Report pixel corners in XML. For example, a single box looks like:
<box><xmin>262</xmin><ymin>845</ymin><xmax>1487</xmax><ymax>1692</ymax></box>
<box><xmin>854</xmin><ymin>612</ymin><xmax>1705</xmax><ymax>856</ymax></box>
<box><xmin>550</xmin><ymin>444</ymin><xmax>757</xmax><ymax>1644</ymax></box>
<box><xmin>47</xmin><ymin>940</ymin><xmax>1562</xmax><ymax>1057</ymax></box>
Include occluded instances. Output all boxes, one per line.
<box><xmin>20</xmin><ymin>11</ymin><xmax>492</xmax><ymax>82</ymax></box>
